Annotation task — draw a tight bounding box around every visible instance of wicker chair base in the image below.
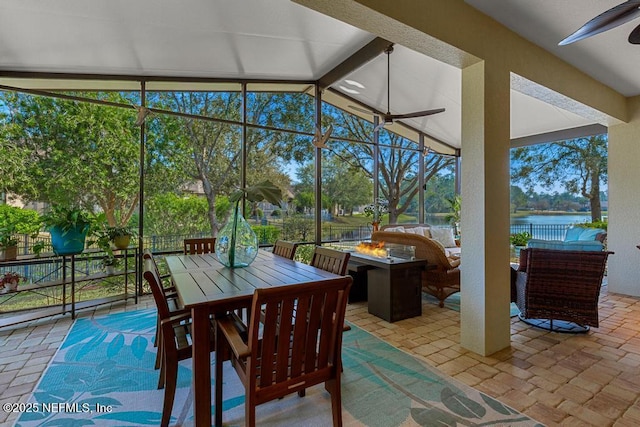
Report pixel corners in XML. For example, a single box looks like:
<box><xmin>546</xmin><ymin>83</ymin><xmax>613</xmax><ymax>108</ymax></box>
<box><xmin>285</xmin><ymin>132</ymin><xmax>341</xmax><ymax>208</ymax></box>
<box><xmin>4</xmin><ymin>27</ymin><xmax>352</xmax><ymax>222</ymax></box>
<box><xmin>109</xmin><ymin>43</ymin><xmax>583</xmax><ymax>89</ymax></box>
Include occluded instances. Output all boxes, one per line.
<box><xmin>518</xmin><ymin>314</ymin><xmax>589</xmax><ymax>333</ymax></box>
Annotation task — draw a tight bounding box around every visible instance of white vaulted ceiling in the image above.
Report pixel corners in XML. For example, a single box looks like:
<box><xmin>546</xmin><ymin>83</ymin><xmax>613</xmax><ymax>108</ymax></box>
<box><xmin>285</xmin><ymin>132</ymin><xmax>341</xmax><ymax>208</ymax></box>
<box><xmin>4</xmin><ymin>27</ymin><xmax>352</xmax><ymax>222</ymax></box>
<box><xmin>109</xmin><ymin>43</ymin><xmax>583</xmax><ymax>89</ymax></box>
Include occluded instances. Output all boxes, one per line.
<box><xmin>1</xmin><ymin>0</ymin><xmax>634</xmax><ymax>152</ymax></box>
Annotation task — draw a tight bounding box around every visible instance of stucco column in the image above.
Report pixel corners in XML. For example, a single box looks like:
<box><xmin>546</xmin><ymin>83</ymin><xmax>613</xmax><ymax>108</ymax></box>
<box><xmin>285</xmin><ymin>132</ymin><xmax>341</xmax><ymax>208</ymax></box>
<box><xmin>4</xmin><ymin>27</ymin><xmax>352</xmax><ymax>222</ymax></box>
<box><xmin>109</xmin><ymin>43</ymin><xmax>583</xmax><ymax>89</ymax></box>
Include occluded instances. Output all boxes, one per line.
<box><xmin>460</xmin><ymin>61</ymin><xmax>511</xmax><ymax>355</ymax></box>
<box><xmin>608</xmin><ymin>96</ymin><xmax>640</xmax><ymax>296</ymax></box>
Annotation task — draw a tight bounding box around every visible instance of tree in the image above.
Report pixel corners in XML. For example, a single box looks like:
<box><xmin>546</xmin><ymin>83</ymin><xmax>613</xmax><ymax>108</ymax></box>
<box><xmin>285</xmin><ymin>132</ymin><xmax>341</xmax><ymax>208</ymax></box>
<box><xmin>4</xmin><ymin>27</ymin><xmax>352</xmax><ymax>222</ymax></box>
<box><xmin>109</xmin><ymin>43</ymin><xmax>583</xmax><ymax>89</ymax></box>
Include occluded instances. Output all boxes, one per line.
<box><xmin>144</xmin><ymin>193</ymin><xmax>230</xmax><ymax>236</ymax></box>
<box><xmin>327</xmin><ymin>110</ymin><xmax>455</xmax><ymax>223</ymax></box>
<box><xmin>511</xmin><ymin>135</ymin><xmax>607</xmax><ymax>222</ymax></box>
<box><xmin>424</xmin><ymin>173</ymin><xmax>455</xmax><ymax>213</ymax></box>
<box><xmin>510</xmin><ymin>185</ymin><xmax>528</xmax><ymax>213</ymax></box>
<box><xmin>148</xmin><ymin>91</ymin><xmax>314</xmax><ymax>236</ymax></box>
<box><xmin>319</xmin><ymin>155</ymin><xmax>372</xmax><ymax>216</ymax></box>
<box><xmin>2</xmin><ymin>92</ymin><xmax>141</xmax><ymax>226</ymax></box>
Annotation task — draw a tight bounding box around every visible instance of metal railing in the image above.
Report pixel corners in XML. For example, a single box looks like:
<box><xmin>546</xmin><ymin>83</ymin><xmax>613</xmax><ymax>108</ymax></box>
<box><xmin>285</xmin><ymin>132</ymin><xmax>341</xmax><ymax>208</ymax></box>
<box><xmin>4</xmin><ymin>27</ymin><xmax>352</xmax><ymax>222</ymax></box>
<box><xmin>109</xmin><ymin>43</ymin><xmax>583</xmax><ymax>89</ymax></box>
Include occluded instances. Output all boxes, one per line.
<box><xmin>2</xmin><ymin>223</ymin><xmax>577</xmax><ymax>284</ymax></box>
<box><xmin>509</xmin><ymin>223</ymin><xmax>570</xmax><ymax>241</ymax></box>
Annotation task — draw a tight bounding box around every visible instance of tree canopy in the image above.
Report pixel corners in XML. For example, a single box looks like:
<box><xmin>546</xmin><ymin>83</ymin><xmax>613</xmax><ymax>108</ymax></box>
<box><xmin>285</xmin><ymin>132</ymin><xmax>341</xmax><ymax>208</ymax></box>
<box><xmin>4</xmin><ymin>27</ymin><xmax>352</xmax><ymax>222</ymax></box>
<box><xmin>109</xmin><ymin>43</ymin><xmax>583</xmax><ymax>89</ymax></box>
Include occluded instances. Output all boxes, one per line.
<box><xmin>511</xmin><ymin>135</ymin><xmax>607</xmax><ymax>221</ymax></box>
<box><xmin>2</xmin><ymin>92</ymin><xmax>141</xmax><ymax>226</ymax></box>
<box><xmin>1</xmin><ymin>88</ymin><xmax>458</xmax><ymax>239</ymax></box>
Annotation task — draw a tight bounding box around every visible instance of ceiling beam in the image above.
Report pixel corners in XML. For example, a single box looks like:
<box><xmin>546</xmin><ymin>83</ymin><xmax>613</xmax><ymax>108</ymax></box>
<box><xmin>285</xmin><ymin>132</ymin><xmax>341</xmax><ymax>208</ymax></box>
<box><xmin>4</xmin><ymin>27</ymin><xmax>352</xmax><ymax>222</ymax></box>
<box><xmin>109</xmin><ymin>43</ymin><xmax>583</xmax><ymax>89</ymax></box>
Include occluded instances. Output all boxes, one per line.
<box><xmin>317</xmin><ymin>37</ymin><xmax>392</xmax><ymax>90</ymax></box>
<box><xmin>511</xmin><ymin>124</ymin><xmax>608</xmax><ymax>147</ymax></box>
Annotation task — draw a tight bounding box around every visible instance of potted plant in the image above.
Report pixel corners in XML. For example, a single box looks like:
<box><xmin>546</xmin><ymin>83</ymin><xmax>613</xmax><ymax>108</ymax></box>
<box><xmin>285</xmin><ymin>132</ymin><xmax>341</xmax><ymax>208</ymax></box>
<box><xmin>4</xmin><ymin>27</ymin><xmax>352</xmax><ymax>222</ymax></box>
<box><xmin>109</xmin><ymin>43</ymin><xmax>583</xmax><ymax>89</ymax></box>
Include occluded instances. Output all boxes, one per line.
<box><xmin>0</xmin><ymin>224</ymin><xmax>19</xmax><ymax>261</ymax></box>
<box><xmin>510</xmin><ymin>231</ymin><xmax>532</xmax><ymax>257</ymax></box>
<box><xmin>509</xmin><ymin>231</ymin><xmax>532</xmax><ymax>247</ymax></box>
<box><xmin>31</xmin><ymin>239</ymin><xmax>52</xmax><ymax>257</ymax></box>
<box><xmin>364</xmin><ymin>198</ymin><xmax>389</xmax><ymax>231</ymax></box>
<box><xmin>41</xmin><ymin>206</ymin><xmax>93</xmax><ymax>256</ymax></box>
<box><xmin>108</xmin><ymin>225</ymin><xmax>137</xmax><ymax>250</ymax></box>
<box><xmin>1</xmin><ymin>271</ymin><xmax>22</xmax><ymax>293</ymax></box>
<box><xmin>216</xmin><ymin>181</ymin><xmax>282</xmax><ymax>268</ymax></box>
<box><xmin>445</xmin><ymin>195</ymin><xmax>461</xmax><ymax>237</ymax></box>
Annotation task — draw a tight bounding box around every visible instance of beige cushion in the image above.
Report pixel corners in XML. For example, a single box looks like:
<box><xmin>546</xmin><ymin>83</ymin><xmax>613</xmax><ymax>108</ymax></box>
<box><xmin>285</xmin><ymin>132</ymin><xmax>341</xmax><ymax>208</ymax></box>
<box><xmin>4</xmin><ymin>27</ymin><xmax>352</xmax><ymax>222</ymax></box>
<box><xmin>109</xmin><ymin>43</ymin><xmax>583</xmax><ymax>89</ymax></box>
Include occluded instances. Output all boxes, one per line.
<box><xmin>404</xmin><ymin>227</ymin><xmax>421</xmax><ymax>235</ymax></box>
<box><xmin>385</xmin><ymin>226</ymin><xmax>405</xmax><ymax>233</ymax></box>
<box><xmin>445</xmin><ymin>246</ymin><xmax>461</xmax><ymax>257</ymax></box>
<box><xmin>416</xmin><ymin>226</ymin><xmax>431</xmax><ymax>238</ymax></box>
<box><xmin>431</xmin><ymin>227</ymin><xmax>457</xmax><ymax>248</ymax></box>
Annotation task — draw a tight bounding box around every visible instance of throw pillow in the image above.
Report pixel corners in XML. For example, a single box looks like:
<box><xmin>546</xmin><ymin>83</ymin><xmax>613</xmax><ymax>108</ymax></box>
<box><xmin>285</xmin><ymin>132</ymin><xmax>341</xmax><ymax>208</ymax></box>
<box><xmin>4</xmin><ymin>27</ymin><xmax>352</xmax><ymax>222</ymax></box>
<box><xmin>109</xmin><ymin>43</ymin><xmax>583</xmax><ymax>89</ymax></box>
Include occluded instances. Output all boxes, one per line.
<box><xmin>564</xmin><ymin>226</ymin><xmax>584</xmax><ymax>241</ymax></box>
<box><xmin>384</xmin><ymin>226</ymin><xmax>405</xmax><ymax>233</ymax></box>
<box><xmin>416</xmin><ymin>226</ymin><xmax>431</xmax><ymax>238</ymax></box>
<box><xmin>430</xmin><ymin>227</ymin><xmax>456</xmax><ymax>248</ymax></box>
<box><xmin>578</xmin><ymin>228</ymin><xmax>605</xmax><ymax>241</ymax></box>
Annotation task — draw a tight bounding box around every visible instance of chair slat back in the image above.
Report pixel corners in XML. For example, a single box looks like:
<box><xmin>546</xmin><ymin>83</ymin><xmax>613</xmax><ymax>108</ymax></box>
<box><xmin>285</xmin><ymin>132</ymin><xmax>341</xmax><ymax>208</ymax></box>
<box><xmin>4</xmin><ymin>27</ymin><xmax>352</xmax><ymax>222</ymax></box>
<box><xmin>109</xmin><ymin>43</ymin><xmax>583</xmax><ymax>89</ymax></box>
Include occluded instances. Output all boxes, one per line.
<box><xmin>183</xmin><ymin>238</ymin><xmax>216</xmax><ymax>255</ymax></box>
<box><xmin>246</xmin><ymin>276</ymin><xmax>352</xmax><ymax>401</ymax></box>
<box><xmin>310</xmin><ymin>246</ymin><xmax>350</xmax><ymax>275</ymax></box>
<box><xmin>272</xmin><ymin>240</ymin><xmax>298</xmax><ymax>260</ymax></box>
<box><xmin>143</xmin><ymin>257</ymin><xmax>172</xmax><ymax>320</ymax></box>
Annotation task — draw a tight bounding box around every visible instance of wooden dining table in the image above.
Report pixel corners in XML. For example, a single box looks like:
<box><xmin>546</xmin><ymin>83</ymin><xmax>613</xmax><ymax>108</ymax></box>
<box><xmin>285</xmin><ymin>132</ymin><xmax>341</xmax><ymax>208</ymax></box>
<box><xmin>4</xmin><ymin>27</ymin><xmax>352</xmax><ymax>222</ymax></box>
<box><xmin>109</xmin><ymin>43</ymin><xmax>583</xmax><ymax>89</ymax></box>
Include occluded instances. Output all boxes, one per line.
<box><xmin>165</xmin><ymin>249</ymin><xmax>342</xmax><ymax>427</ymax></box>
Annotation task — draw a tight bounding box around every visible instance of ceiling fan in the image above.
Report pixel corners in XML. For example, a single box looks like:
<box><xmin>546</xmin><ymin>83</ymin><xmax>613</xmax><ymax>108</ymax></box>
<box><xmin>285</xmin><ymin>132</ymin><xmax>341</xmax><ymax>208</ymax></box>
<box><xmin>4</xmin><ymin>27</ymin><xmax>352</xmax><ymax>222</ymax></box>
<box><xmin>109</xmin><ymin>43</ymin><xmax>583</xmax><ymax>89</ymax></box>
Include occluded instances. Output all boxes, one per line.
<box><xmin>349</xmin><ymin>46</ymin><xmax>445</xmax><ymax>132</ymax></box>
<box><xmin>559</xmin><ymin>0</ymin><xmax>640</xmax><ymax>45</ymax></box>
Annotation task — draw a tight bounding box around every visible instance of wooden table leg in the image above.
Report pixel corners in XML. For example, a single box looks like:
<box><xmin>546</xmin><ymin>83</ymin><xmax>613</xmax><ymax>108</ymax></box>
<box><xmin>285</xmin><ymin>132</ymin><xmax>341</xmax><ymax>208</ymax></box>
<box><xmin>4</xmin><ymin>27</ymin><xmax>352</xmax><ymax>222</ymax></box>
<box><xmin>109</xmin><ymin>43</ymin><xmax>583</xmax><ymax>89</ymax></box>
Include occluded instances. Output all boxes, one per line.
<box><xmin>191</xmin><ymin>307</ymin><xmax>211</xmax><ymax>427</ymax></box>
<box><xmin>214</xmin><ymin>317</ymin><xmax>223</xmax><ymax>427</ymax></box>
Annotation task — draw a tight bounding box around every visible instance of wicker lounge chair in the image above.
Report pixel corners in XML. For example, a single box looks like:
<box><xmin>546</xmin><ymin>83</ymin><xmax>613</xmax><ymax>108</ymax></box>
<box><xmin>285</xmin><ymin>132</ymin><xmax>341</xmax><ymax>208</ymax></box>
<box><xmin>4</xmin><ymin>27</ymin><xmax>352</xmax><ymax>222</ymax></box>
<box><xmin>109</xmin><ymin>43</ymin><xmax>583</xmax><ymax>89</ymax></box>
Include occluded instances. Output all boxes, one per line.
<box><xmin>515</xmin><ymin>248</ymin><xmax>613</xmax><ymax>332</ymax></box>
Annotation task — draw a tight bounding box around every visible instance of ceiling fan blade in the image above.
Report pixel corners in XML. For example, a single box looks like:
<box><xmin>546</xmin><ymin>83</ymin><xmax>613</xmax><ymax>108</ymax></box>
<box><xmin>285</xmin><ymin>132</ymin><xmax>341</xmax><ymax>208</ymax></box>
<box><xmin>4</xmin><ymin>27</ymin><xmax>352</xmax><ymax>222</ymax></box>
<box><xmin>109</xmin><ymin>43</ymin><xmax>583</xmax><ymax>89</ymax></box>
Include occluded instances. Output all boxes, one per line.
<box><xmin>388</xmin><ymin>108</ymin><xmax>445</xmax><ymax>120</ymax></box>
<box><xmin>630</xmin><ymin>21</ymin><xmax>640</xmax><ymax>43</ymax></box>
<box><xmin>559</xmin><ymin>0</ymin><xmax>640</xmax><ymax>45</ymax></box>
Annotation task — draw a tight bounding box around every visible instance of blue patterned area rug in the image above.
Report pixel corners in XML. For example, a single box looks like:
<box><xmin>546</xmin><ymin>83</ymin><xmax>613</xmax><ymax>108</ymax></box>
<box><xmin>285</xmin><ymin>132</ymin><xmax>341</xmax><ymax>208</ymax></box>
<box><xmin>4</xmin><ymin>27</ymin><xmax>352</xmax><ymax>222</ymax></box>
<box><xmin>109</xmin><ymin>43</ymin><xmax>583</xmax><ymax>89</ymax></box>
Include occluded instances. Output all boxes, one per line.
<box><xmin>425</xmin><ymin>293</ymin><xmax>521</xmax><ymax>318</ymax></box>
<box><xmin>16</xmin><ymin>309</ymin><xmax>540</xmax><ymax>427</ymax></box>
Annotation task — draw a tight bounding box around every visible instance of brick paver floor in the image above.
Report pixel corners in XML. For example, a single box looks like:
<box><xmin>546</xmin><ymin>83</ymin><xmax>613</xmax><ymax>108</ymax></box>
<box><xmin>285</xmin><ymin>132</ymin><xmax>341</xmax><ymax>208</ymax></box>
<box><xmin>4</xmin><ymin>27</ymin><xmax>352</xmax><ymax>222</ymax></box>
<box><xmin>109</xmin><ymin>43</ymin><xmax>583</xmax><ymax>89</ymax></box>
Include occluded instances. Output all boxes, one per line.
<box><xmin>1</xmin><ymin>285</ymin><xmax>639</xmax><ymax>426</ymax></box>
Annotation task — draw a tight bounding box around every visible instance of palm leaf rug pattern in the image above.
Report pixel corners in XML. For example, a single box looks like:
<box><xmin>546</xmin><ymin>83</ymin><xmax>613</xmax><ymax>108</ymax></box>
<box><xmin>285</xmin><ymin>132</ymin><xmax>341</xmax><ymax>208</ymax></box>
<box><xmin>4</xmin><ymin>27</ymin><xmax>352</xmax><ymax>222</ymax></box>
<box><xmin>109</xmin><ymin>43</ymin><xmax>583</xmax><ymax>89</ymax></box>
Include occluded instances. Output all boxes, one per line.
<box><xmin>16</xmin><ymin>309</ymin><xmax>541</xmax><ymax>426</ymax></box>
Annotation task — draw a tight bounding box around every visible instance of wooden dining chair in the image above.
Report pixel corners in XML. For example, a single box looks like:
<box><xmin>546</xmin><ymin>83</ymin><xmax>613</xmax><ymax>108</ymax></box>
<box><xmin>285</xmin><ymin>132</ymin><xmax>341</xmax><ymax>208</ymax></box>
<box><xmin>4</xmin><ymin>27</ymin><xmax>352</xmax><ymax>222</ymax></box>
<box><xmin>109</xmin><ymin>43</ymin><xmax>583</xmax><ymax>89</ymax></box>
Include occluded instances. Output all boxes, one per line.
<box><xmin>310</xmin><ymin>246</ymin><xmax>351</xmax><ymax>275</ymax></box>
<box><xmin>309</xmin><ymin>246</ymin><xmax>353</xmax><ymax>356</ymax></box>
<box><xmin>183</xmin><ymin>237</ymin><xmax>216</xmax><ymax>255</ymax></box>
<box><xmin>142</xmin><ymin>249</ymin><xmax>180</xmax><ymax>358</ymax></box>
<box><xmin>272</xmin><ymin>239</ymin><xmax>298</xmax><ymax>260</ymax></box>
<box><xmin>215</xmin><ymin>276</ymin><xmax>353</xmax><ymax>427</ymax></box>
<box><xmin>143</xmin><ymin>258</ymin><xmax>214</xmax><ymax>427</ymax></box>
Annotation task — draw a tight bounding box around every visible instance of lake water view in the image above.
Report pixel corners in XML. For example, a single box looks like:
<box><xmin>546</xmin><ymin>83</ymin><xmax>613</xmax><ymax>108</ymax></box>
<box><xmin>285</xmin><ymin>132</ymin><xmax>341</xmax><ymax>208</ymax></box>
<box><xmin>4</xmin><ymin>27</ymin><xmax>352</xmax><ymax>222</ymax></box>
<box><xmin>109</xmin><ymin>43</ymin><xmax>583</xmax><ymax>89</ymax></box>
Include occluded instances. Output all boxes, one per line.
<box><xmin>427</xmin><ymin>213</ymin><xmax>595</xmax><ymax>241</ymax></box>
<box><xmin>510</xmin><ymin>214</ymin><xmax>592</xmax><ymax>225</ymax></box>
<box><xmin>510</xmin><ymin>214</ymin><xmax>593</xmax><ymax>240</ymax></box>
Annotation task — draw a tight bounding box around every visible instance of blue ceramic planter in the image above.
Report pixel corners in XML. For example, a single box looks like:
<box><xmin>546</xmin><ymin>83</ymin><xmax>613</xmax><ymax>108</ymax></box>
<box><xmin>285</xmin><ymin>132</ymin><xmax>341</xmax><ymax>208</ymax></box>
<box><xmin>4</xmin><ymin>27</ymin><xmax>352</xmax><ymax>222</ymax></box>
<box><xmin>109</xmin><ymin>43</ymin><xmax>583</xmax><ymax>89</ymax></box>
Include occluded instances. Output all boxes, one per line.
<box><xmin>50</xmin><ymin>225</ymin><xmax>89</xmax><ymax>255</ymax></box>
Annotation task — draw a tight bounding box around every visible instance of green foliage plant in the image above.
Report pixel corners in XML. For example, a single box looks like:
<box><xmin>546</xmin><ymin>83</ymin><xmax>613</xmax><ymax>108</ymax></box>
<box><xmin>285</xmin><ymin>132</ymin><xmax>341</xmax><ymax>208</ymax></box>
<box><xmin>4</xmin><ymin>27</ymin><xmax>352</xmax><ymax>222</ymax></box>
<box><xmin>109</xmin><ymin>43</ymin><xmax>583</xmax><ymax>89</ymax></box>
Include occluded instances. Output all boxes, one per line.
<box><xmin>106</xmin><ymin>225</ymin><xmax>137</xmax><ymax>239</ymax></box>
<box><xmin>227</xmin><ymin>181</ymin><xmax>282</xmax><ymax>266</ymax></box>
<box><xmin>0</xmin><ymin>205</ymin><xmax>41</xmax><ymax>235</ymax></box>
<box><xmin>41</xmin><ymin>206</ymin><xmax>93</xmax><ymax>256</ymax></box>
<box><xmin>509</xmin><ymin>231</ymin><xmax>532</xmax><ymax>247</ymax></box>
<box><xmin>0</xmin><ymin>224</ymin><xmax>19</xmax><ymax>249</ymax></box>
<box><xmin>574</xmin><ymin>219</ymin><xmax>607</xmax><ymax>231</ymax></box>
<box><xmin>144</xmin><ymin>193</ymin><xmax>214</xmax><ymax>236</ymax></box>
<box><xmin>87</xmin><ymin>223</ymin><xmax>116</xmax><ymax>268</ymax></box>
<box><xmin>252</xmin><ymin>225</ymin><xmax>281</xmax><ymax>245</ymax></box>
<box><xmin>31</xmin><ymin>240</ymin><xmax>51</xmax><ymax>257</ymax></box>
<box><xmin>41</xmin><ymin>206</ymin><xmax>93</xmax><ymax>235</ymax></box>
<box><xmin>444</xmin><ymin>195</ymin><xmax>461</xmax><ymax>226</ymax></box>
<box><xmin>88</xmin><ymin>222</ymin><xmax>137</xmax><ymax>268</ymax></box>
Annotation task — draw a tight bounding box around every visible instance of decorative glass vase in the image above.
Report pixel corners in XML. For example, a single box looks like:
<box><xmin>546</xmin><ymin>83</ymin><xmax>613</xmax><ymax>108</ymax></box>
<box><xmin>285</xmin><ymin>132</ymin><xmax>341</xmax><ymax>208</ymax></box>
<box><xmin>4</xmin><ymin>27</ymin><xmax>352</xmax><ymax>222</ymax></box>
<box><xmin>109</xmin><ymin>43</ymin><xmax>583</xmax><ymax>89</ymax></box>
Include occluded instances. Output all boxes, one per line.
<box><xmin>215</xmin><ymin>206</ymin><xmax>258</xmax><ymax>268</ymax></box>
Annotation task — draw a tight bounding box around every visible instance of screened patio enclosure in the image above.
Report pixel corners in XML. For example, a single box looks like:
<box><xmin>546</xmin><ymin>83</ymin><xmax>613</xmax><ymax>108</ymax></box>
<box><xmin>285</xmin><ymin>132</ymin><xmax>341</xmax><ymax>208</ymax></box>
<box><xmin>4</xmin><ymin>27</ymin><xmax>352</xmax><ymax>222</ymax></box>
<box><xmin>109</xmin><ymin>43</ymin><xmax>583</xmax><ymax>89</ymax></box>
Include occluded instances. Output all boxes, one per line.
<box><xmin>0</xmin><ymin>76</ymin><xmax>459</xmax><ymax>249</ymax></box>
<box><xmin>4</xmin><ymin>0</ymin><xmax>634</xmax><ymax>357</ymax></box>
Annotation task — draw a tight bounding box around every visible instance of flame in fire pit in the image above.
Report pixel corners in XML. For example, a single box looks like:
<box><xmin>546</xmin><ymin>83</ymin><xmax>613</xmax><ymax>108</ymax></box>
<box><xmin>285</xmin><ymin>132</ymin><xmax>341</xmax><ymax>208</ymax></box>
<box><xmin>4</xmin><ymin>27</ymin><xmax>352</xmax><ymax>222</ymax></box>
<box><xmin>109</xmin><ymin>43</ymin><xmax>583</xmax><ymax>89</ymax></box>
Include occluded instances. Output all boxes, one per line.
<box><xmin>355</xmin><ymin>241</ymin><xmax>386</xmax><ymax>258</ymax></box>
